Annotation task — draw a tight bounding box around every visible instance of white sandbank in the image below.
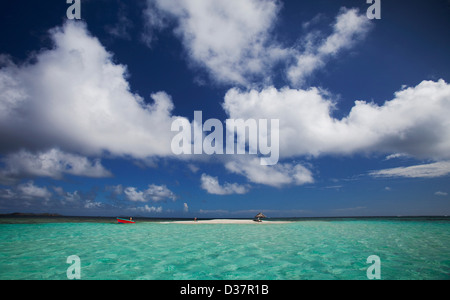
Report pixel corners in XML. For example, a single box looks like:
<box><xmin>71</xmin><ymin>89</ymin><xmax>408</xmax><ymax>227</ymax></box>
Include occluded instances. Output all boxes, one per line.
<box><xmin>161</xmin><ymin>219</ymin><xmax>291</xmax><ymax>224</ymax></box>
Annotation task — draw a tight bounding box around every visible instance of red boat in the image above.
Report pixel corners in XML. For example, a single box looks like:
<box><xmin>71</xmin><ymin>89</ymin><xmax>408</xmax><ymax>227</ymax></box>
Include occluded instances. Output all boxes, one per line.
<box><xmin>117</xmin><ymin>217</ymin><xmax>135</xmax><ymax>224</ymax></box>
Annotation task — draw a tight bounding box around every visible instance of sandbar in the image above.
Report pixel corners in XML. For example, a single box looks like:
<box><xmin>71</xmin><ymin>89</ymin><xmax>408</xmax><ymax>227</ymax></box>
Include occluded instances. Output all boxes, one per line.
<box><xmin>161</xmin><ymin>219</ymin><xmax>291</xmax><ymax>224</ymax></box>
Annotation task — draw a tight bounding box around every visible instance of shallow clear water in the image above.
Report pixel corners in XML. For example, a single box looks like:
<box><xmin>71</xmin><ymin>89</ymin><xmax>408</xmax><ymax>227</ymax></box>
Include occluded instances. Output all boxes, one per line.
<box><xmin>0</xmin><ymin>218</ymin><xmax>449</xmax><ymax>280</ymax></box>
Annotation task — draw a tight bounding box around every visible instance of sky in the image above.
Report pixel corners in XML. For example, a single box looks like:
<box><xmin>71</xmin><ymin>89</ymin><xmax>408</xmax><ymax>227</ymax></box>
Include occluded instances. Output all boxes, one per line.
<box><xmin>0</xmin><ymin>0</ymin><xmax>449</xmax><ymax>218</ymax></box>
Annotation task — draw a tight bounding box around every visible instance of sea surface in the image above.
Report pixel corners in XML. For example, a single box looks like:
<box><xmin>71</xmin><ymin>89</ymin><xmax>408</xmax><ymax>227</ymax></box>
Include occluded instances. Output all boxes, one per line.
<box><xmin>0</xmin><ymin>217</ymin><xmax>449</xmax><ymax>280</ymax></box>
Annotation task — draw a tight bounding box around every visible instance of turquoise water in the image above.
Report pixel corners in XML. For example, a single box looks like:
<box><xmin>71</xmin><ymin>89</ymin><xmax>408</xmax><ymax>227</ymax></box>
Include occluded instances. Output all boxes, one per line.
<box><xmin>0</xmin><ymin>218</ymin><xmax>449</xmax><ymax>280</ymax></box>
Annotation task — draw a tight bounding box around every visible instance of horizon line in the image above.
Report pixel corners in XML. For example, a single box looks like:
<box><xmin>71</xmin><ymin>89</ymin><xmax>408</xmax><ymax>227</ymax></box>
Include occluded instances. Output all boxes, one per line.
<box><xmin>1</xmin><ymin>212</ymin><xmax>448</xmax><ymax>219</ymax></box>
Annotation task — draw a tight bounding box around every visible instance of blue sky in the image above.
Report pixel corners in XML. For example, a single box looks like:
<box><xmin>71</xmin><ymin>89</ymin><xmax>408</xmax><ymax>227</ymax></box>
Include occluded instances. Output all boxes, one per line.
<box><xmin>0</xmin><ymin>0</ymin><xmax>449</xmax><ymax>217</ymax></box>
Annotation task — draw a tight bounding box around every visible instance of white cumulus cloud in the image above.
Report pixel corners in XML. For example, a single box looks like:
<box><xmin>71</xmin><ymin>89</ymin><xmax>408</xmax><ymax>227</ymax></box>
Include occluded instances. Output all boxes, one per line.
<box><xmin>144</xmin><ymin>2</ymin><xmax>371</xmax><ymax>88</ymax></box>
<box><xmin>200</xmin><ymin>173</ymin><xmax>249</xmax><ymax>195</ymax></box>
<box><xmin>225</xmin><ymin>157</ymin><xmax>314</xmax><ymax>188</ymax></box>
<box><xmin>124</xmin><ymin>184</ymin><xmax>177</xmax><ymax>202</ymax></box>
<box><xmin>15</xmin><ymin>181</ymin><xmax>52</xmax><ymax>200</ymax></box>
<box><xmin>0</xmin><ymin>21</ymin><xmax>182</xmax><ymax>160</ymax></box>
<box><xmin>0</xmin><ymin>148</ymin><xmax>111</xmax><ymax>183</ymax></box>
<box><xmin>223</xmin><ymin>79</ymin><xmax>450</xmax><ymax>161</ymax></box>
<box><xmin>288</xmin><ymin>8</ymin><xmax>372</xmax><ymax>86</ymax></box>
<box><xmin>144</xmin><ymin>0</ymin><xmax>288</xmax><ymax>86</ymax></box>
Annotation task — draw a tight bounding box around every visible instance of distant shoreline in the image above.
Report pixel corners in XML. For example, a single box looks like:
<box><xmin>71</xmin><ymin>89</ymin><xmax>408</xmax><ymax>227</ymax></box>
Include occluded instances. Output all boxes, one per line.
<box><xmin>0</xmin><ymin>213</ymin><xmax>448</xmax><ymax>222</ymax></box>
<box><xmin>0</xmin><ymin>212</ymin><xmax>63</xmax><ymax>217</ymax></box>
